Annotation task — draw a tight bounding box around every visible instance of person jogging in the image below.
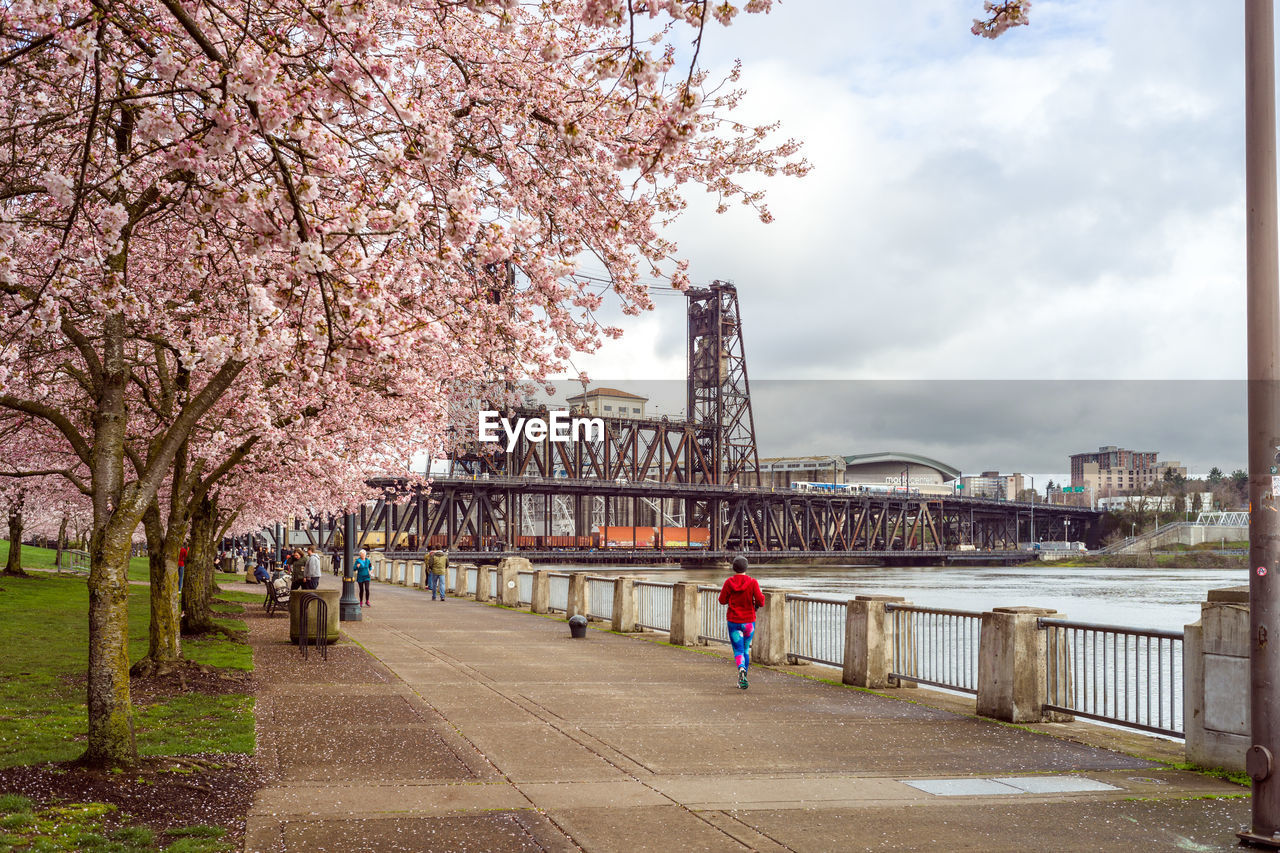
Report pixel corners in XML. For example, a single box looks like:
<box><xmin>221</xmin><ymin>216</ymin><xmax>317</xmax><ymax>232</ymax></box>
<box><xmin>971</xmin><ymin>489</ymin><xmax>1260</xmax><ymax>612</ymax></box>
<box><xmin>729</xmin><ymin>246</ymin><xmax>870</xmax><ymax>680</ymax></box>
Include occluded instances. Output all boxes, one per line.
<box><xmin>718</xmin><ymin>554</ymin><xmax>765</xmax><ymax>690</ymax></box>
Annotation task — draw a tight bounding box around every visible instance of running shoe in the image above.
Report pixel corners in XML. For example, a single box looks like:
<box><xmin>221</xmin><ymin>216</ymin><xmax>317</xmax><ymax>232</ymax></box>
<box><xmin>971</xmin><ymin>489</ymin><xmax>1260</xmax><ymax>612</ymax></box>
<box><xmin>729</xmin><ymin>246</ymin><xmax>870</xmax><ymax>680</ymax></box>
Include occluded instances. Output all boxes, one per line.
<box><xmin>738</xmin><ymin>667</ymin><xmax>748</xmax><ymax>690</ymax></box>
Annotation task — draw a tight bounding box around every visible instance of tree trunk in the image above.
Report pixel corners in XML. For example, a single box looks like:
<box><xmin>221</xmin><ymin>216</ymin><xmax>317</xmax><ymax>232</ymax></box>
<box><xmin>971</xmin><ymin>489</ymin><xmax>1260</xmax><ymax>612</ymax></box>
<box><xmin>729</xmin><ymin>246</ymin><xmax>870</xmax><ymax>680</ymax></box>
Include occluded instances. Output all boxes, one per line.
<box><xmin>181</xmin><ymin>496</ymin><xmax>218</xmax><ymax>635</ymax></box>
<box><xmin>139</xmin><ymin>502</ymin><xmax>181</xmax><ymax>666</ymax></box>
<box><xmin>84</xmin><ymin>515</ymin><xmax>138</xmax><ymax>767</ymax></box>
<box><xmin>55</xmin><ymin>514</ymin><xmax>68</xmax><ymax>571</ymax></box>
<box><xmin>83</xmin><ymin>311</ymin><xmax>138</xmax><ymax>769</ymax></box>
<box><xmin>3</xmin><ymin>494</ymin><xmax>26</xmax><ymax>577</ymax></box>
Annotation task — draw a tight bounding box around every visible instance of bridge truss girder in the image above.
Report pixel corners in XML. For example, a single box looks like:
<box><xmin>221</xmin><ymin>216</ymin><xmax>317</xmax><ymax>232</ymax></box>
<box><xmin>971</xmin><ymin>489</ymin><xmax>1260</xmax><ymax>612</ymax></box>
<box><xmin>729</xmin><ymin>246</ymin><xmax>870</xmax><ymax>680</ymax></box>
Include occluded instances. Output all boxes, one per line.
<box><xmin>342</xmin><ymin>478</ymin><xmax>1102</xmax><ymax>556</ymax></box>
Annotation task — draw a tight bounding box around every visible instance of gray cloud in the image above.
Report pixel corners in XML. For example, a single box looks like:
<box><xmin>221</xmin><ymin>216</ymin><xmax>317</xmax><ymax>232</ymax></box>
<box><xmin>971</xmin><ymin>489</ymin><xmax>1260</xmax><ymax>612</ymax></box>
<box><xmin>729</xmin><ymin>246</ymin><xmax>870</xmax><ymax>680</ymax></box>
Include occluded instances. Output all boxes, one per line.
<box><xmin>538</xmin><ymin>379</ymin><xmax>1245</xmax><ymax>478</ymax></box>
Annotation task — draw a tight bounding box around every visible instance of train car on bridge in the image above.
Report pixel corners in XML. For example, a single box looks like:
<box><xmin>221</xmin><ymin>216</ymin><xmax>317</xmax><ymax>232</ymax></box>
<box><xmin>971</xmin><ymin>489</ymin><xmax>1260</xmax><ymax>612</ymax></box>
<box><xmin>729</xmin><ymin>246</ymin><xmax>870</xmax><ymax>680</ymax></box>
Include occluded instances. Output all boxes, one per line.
<box><xmin>591</xmin><ymin>526</ymin><xmax>711</xmax><ymax>549</ymax></box>
<box><xmin>791</xmin><ymin>481</ymin><xmax>919</xmax><ymax>497</ymax></box>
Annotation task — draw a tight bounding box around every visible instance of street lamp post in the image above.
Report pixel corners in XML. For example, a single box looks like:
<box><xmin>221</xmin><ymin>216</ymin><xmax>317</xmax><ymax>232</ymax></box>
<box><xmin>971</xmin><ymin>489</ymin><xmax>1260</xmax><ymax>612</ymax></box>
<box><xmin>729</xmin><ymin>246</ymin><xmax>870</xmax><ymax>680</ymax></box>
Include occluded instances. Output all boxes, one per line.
<box><xmin>1241</xmin><ymin>0</ymin><xmax>1280</xmax><ymax>844</ymax></box>
<box><xmin>339</xmin><ymin>512</ymin><xmax>361</xmax><ymax>622</ymax></box>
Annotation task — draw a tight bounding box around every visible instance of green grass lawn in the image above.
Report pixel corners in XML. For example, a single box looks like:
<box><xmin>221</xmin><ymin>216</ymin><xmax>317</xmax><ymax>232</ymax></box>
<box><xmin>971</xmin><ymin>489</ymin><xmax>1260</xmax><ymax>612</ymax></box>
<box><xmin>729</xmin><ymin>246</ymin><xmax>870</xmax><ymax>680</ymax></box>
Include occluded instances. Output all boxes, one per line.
<box><xmin>0</xmin><ymin>544</ymin><xmax>258</xmax><ymax>768</ymax></box>
<box><xmin>0</xmin><ymin>543</ymin><xmax>259</xmax><ymax>850</ymax></box>
<box><xmin>0</xmin><ymin>794</ymin><xmax>233</xmax><ymax>853</ymax></box>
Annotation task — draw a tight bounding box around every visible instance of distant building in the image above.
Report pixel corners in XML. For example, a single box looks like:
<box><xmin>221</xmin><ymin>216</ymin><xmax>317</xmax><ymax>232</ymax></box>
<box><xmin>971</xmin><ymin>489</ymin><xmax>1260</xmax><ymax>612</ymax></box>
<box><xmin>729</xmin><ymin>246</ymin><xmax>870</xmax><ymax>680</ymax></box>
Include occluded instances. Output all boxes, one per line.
<box><xmin>565</xmin><ymin>387</ymin><xmax>647</xmax><ymax>418</ymax></box>
<box><xmin>1070</xmin><ymin>445</ymin><xmax>1187</xmax><ymax>497</ymax></box>
<box><xmin>757</xmin><ymin>455</ymin><xmax>847</xmax><ymax>489</ymax></box>
<box><xmin>958</xmin><ymin>471</ymin><xmax>1027</xmax><ymax>501</ymax></box>
<box><xmin>843</xmin><ymin>452</ymin><xmax>960</xmax><ymax>497</ymax></box>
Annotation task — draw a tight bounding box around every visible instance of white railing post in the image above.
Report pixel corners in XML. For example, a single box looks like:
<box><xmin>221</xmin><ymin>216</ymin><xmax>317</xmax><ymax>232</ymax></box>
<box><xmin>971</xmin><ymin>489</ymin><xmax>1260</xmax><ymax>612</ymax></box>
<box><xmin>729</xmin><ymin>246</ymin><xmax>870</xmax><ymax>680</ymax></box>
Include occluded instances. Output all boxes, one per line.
<box><xmin>670</xmin><ymin>582</ymin><xmax>701</xmax><ymax>645</ymax></box>
<box><xmin>977</xmin><ymin>606</ymin><xmax>1059</xmax><ymax>723</ymax></box>
<box><xmin>566</xmin><ymin>573</ymin><xmax>587</xmax><ymax>619</ymax></box>
<box><xmin>531</xmin><ymin>570</ymin><xmax>550</xmax><ymax>613</ymax></box>
<box><xmin>842</xmin><ymin>595</ymin><xmax>906</xmax><ymax>689</ymax></box>
<box><xmin>752</xmin><ymin>589</ymin><xmax>791</xmax><ymax>665</ymax></box>
<box><xmin>612</xmin><ymin>577</ymin><xmax>638</xmax><ymax>632</ymax></box>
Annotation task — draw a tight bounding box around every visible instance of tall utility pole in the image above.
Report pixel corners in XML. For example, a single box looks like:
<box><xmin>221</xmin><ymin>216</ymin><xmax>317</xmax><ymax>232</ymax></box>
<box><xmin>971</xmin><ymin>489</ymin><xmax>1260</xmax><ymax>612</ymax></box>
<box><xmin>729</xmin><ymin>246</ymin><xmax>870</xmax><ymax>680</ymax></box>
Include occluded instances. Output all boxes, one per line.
<box><xmin>1240</xmin><ymin>0</ymin><xmax>1280</xmax><ymax>846</ymax></box>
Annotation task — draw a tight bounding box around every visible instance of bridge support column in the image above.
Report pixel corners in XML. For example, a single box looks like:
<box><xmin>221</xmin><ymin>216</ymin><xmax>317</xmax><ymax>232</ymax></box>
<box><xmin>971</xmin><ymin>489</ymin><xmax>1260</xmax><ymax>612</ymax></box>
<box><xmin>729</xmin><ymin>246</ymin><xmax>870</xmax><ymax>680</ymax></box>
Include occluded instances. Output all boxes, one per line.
<box><xmin>843</xmin><ymin>595</ymin><xmax>906</xmax><ymax>689</ymax></box>
<box><xmin>752</xmin><ymin>589</ymin><xmax>790</xmax><ymax>666</ymax></box>
<box><xmin>977</xmin><ymin>606</ymin><xmax>1063</xmax><ymax>723</ymax></box>
<box><xmin>612</xmin><ymin>577</ymin><xmax>638</xmax><ymax>632</ymax></box>
<box><xmin>670</xmin><ymin>582</ymin><xmax>700</xmax><ymax>645</ymax></box>
<box><xmin>567</xmin><ymin>573</ymin><xmax>587</xmax><ymax>619</ymax></box>
<box><xmin>475</xmin><ymin>564</ymin><xmax>492</xmax><ymax>602</ymax></box>
<box><xmin>531</xmin><ymin>570</ymin><xmax>550</xmax><ymax>613</ymax></box>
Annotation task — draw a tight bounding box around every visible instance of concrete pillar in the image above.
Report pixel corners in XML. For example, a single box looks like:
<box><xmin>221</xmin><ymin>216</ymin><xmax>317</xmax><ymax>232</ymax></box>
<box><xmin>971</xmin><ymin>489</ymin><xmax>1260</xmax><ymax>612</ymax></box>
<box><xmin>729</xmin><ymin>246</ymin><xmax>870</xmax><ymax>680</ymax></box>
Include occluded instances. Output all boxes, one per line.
<box><xmin>475</xmin><ymin>564</ymin><xmax>492</xmax><ymax>602</ymax></box>
<box><xmin>752</xmin><ymin>588</ymin><xmax>790</xmax><ymax>666</ymax></box>
<box><xmin>976</xmin><ymin>606</ymin><xmax>1059</xmax><ymax>723</ymax></box>
<box><xmin>453</xmin><ymin>563</ymin><xmax>470</xmax><ymax>597</ymax></box>
<box><xmin>843</xmin><ymin>595</ymin><xmax>906</xmax><ymax>689</ymax></box>
<box><xmin>531</xmin><ymin>570</ymin><xmax>550</xmax><ymax>613</ymax></box>
<box><xmin>497</xmin><ymin>557</ymin><xmax>528</xmax><ymax>607</ymax></box>
<box><xmin>1185</xmin><ymin>586</ymin><xmax>1249</xmax><ymax>772</ymax></box>
<box><xmin>612</xmin><ymin>577</ymin><xmax>637</xmax><ymax>632</ymax></box>
<box><xmin>567</xmin><ymin>573</ymin><xmax>587</xmax><ymax>619</ymax></box>
<box><xmin>670</xmin><ymin>582</ymin><xmax>701</xmax><ymax>646</ymax></box>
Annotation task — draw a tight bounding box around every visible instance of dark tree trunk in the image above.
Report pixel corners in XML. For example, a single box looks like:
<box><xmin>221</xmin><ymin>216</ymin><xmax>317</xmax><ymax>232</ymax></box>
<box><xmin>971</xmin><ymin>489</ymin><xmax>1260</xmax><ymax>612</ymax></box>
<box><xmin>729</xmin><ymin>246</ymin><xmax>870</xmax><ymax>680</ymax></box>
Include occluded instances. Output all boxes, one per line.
<box><xmin>132</xmin><ymin>502</ymin><xmax>181</xmax><ymax>673</ymax></box>
<box><xmin>3</xmin><ymin>493</ymin><xmax>27</xmax><ymax>578</ymax></box>
<box><xmin>54</xmin><ymin>514</ymin><xmax>68</xmax><ymax>571</ymax></box>
<box><xmin>181</xmin><ymin>496</ymin><xmax>218</xmax><ymax>635</ymax></box>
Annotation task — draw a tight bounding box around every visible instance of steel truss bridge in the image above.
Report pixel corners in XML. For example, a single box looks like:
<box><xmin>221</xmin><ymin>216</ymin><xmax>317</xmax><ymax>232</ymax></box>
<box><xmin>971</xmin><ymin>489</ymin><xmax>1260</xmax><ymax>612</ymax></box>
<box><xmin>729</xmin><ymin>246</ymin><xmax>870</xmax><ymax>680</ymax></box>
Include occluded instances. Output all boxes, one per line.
<box><xmin>342</xmin><ymin>473</ymin><xmax>1101</xmax><ymax>563</ymax></box>
<box><xmin>276</xmin><ymin>281</ymin><xmax>1103</xmax><ymax>564</ymax></box>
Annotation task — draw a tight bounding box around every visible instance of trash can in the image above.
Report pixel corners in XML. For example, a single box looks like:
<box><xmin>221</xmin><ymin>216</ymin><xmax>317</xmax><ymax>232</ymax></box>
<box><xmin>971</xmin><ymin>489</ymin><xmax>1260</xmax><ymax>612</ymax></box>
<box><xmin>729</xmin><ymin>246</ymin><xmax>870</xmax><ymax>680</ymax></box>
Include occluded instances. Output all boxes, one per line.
<box><xmin>569</xmin><ymin>614</ymin><xmax>588</xmax><ymax>639</ymax></box>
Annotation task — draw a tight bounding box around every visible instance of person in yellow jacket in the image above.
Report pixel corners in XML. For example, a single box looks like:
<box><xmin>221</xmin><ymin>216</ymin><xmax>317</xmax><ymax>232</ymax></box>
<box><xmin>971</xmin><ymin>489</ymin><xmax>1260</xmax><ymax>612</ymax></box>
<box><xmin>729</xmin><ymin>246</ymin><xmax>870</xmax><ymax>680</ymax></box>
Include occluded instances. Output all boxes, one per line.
<box><xmin>427</xmin><ymin>549</ymin><xmax>448</xmax><ymax>601</ymax></box>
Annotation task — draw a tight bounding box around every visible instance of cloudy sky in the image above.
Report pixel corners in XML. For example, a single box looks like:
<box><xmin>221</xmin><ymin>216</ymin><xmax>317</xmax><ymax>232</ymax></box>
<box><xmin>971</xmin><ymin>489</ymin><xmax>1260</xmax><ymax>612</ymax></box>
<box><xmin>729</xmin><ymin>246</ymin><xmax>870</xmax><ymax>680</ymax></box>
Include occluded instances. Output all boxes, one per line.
<box><xmin>558</xmin><ymin>1</ymin><xmax>1250</xmax><ymax>481</ymax></box>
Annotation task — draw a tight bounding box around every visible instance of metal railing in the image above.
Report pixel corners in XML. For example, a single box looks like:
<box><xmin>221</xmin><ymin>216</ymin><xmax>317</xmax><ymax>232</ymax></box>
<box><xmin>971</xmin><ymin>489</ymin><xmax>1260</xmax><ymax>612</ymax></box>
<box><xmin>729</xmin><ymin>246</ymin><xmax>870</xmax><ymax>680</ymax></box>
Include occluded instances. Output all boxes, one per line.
<box><xmin>697</xmin><ymin>586</ymin><xmax>729</xmax><ymax>644</ymax></box>
<box><xmin>547</xmin><ymin>572</ymin><xmax>570</xmax><ymax>612</ymax></box>
<box><xmin>489</xmin><ymin>569</ymin><xmax>498</xmax><ymax>599</ymax></box>
<box><xmin>1040</xmin><ymin>618</ymin><xmax>1184</xmax><ymax>738</ymax></box>
<box><xmin>786</xmin><ymin>594</ymin><xmax>847</xmax><ymax>666</ymax></box>
<box><xmin>58</xmin><ymin>549</ymin><xmax>90</xmax><ymax>573</ymax></box>
<box><xmin>465</xmin><ymin>567</ymin><xmax>477</xmax><ymax>595</ymax></box>
<box><xmin>886</xmin><ymin>603</ymin><xmax>982</xmax><ymax>694</ymax></box>
<box><xmin>635</xmin><ymin>581</ymin><xmax>674</xmax><ymax>632</ymax></box>
<box><xmin>587</xmin><ymin>577</ymin><xmax>613</xmax><ymax>620</ymax></box>
<box><xmin>517</xmin><ymin>571</ymin><xmax>533</xmax><ymax>605</ymax></box>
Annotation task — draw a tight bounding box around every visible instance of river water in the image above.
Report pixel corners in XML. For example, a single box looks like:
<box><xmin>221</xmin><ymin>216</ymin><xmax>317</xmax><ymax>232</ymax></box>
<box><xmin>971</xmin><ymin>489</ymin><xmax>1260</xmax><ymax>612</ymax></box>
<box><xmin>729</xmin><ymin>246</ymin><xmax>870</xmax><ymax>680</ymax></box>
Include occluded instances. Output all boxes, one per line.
<box><xmin>542</xmin><ymin>562</ymin><xmax>1248</xmax><ymax>631</ymax></box>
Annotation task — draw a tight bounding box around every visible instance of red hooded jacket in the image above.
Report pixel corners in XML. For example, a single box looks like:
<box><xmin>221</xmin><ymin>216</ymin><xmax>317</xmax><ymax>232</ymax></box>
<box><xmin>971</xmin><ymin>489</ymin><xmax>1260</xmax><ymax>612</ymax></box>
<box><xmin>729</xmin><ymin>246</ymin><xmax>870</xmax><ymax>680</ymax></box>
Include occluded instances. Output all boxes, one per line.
<box><xmin>718</xmin><ymin>573</ymin><xmax>765</xmax><ymax>624</ymax></box>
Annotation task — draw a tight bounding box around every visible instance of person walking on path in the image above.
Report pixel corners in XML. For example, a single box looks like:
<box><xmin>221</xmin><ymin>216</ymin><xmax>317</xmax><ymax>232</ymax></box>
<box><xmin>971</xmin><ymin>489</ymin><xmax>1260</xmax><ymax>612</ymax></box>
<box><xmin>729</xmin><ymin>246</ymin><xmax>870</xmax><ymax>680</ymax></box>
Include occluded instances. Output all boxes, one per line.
<box><xmin>303</xmin><ymin>546</ymin><xmax>322</xmax><ymax>590</ymax></box>
<box><xmin>354</xmin><ymin>549</ymin><xmax>373</xmax><ymax>606</ymax></box>
<box><xmin>427</xmin><ymin>549</ymin><xmax>448</xmax><ymax>601</ymax></box>
<box><xmin>289</xmin><ymin>549</ymin><xmax>306</xmax><ymax>590</ymax></box>
<box><xmin>718</xmin><ymin>554</ymin><xmax>764</xmax><ymax>690</ymax></box>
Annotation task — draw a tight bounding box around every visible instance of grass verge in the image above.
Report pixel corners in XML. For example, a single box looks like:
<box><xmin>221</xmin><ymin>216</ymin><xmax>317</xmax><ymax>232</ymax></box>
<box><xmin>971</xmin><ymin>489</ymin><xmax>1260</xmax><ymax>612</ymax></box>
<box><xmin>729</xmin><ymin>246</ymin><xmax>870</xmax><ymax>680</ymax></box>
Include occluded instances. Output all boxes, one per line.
<box><xmin>0</xmin><ymin>543</ymin><xmax>261</xmax><ymax>851</ymax></box>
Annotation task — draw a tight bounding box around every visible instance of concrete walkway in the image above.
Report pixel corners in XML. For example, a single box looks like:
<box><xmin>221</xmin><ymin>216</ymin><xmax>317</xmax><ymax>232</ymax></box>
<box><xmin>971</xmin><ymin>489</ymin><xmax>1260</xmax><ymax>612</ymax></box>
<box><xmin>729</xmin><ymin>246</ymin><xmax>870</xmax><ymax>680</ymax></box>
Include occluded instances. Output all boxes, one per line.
<box><xmin>241</xmin><ymin>576</ymin><xmax>1249</xmax><ymax>852</ymax></box>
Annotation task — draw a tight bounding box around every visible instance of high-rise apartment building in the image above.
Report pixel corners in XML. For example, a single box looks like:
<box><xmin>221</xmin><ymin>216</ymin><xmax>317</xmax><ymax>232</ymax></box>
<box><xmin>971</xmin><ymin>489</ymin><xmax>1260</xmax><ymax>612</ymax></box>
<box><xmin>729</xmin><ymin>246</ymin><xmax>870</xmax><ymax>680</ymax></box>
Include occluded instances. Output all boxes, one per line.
<box><xmin>1069</xmin><ymin>446</ymin><xmax>1186</xmax><ymax>497</ymax></box>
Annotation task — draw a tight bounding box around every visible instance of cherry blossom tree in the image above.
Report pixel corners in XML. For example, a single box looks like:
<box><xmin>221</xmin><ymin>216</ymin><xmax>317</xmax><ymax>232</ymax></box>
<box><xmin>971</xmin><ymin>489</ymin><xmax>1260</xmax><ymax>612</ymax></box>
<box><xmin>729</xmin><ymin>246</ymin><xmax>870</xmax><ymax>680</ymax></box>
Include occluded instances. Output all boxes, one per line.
<box><xmin>1</xmin><ymin>0</ymin><xmax>809</xmax><ymax>767</ymax></box>
<box><xmin>971</xmin><ymin>1</ymin><xmax>1032</xmax><ymax>39</ymax></box>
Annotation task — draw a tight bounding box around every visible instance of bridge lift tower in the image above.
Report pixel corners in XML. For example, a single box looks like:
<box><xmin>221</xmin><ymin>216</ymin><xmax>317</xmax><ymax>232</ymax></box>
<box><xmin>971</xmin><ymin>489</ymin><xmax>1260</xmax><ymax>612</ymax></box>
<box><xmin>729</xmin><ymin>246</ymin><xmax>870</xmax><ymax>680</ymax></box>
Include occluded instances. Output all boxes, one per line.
<box><xmin>686</xmin><ymin>281</ymin><xmax>760</xmax><ymax>489</ymax></box>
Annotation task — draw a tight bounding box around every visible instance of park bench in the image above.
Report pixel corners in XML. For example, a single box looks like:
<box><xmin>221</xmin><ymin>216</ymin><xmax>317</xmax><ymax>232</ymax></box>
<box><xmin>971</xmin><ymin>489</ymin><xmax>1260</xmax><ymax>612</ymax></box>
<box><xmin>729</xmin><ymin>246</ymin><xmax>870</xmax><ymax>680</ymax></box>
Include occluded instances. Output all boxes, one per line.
<box><xmin>264</xmin><ymin>576</ymin><xmax>290</xmax><ymax>616</ymax></box>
